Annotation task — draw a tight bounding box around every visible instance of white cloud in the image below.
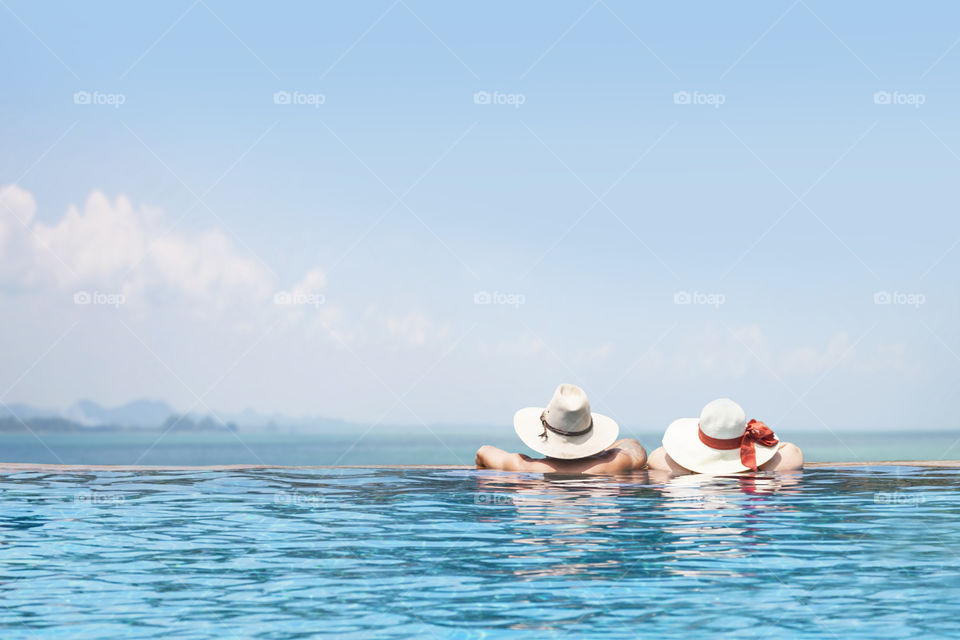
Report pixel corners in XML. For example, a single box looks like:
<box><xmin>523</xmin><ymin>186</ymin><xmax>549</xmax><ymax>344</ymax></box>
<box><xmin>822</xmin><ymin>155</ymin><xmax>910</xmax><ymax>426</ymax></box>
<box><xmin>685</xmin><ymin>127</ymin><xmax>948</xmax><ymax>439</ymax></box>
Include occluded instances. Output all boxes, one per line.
<box><xmin>33</xmin><ymin>191</ymin><xmax>149</xmax><ymax>285</ymax></box>
<box><xmin>0</xmin><ymin>183</ymin><xmax>37</xmax><ymax>227</ymax></box>
<box><xmin>854</xmin><ymin>342</ymin><xmax>918</xmax><ymax>376</ymax></box>
<box><xmin>642</xmin><ymin>324</ymin><xmax>915</xmax><ymax>382</ymax></box>
<box><xmin>272</xmin><ymin>267</ymin><xmax>332</xmax><ymax>330</ymax></box>
<box><xmin>384</xmin><ymin>311</ymin><xmax>450</xmax><ymax>347</ymax></box>
<box><xmin>0</xmin><ymin>184</ymin><xmax>929</xmax><ymax>424</ymax></box>
<box><xmin>779</xmin><ymin>332</ymin><xmax>854</xmax><ymax>377</ymax></box>
<box><xmin>289</xmin><ymin>267</ymin><xmax>327</xmax><ymax>297</ymax></box>
<box><xmin>0</xmin><ymin>185</ymin><xmax>300</xmax><ymax>310</ymax></box>
<box><xmin>574</xmin><ymin>341</ymin><xmax>614</xmax><ymax>364</ymax></box>
<box><xmin>2</xmin><ymin>183</ymin><xmax>453</xmax><ymax>350</ymax></box>
<box><xmin>493</xmin><ymin>334</ymin><xmax>544</xmax><ymax>358</ymax></box>
<box><xmin>644</xmin><ymin>323</ymin><xmax>767</xmax><ymax>380</ymax></box>
<box><xmin>0</xmin><ymin>184</ymin><xmax>40</xmax><ymax>285</ymax></box>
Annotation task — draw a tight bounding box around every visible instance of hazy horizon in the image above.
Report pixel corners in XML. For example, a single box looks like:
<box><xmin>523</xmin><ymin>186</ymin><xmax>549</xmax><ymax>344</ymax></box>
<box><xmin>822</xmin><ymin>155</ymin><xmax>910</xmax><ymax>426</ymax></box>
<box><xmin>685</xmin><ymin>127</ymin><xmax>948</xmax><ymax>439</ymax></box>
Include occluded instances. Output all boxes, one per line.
<box><xmin>3</xmin><ymin>395</ymin><xmax>958</xmax><ymax>434</ymax></box>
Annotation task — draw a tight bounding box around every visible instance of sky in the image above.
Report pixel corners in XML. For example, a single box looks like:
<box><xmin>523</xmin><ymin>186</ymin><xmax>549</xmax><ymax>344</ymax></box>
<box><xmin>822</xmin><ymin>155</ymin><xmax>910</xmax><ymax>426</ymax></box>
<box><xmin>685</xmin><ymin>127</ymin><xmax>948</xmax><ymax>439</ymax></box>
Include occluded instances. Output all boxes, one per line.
<box><xmin>1</xmin><ymin>0</ymin><xmax>958</xmax><ymax>433</ymax></box>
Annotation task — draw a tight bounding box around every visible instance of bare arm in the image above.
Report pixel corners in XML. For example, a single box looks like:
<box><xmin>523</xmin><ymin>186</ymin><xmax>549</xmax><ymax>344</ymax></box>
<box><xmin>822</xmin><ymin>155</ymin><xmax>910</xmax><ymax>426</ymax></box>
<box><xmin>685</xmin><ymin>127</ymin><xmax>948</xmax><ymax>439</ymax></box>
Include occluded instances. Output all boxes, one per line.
<box><xmin>646</xmin><ymin>443</ymin><xmax>803</xmax><ymax>474</ymax></box>
<box><xmin>758</xmin><ymin>442</ymin><xmax>804</xmax><ymax>471</ymax></box>
<box><xmin>475</xmin><ymin>439</ymin><xmax>647</xmax><ymax>475</ymax></box>
<box><xmin>475</xmin><ymin>445</ymin><xmax>527</xmax><ymax>471</ymax></box>
<box><xmin>582</xmin><ymin>438</ymin><xmax>647</xmax><ymax>474</ymax></box>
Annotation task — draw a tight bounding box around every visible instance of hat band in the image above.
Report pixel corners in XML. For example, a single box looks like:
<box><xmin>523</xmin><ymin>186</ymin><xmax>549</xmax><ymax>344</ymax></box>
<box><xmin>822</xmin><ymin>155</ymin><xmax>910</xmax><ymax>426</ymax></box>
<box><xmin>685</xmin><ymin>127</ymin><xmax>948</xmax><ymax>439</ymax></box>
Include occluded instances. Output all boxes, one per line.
<box><xmin>539</xmin><ymin>412</ymin><xmax>593</xmax><ymax>440</ymax></box>
<box><xmin>697</xmin><ymin>420</ymin><xmax>778</xmax><ymax>471</ymax></box>
<box><xmin>697</xmin><ymin>426</ymin><xmax>741</xmax><ymax>450</ymax></box>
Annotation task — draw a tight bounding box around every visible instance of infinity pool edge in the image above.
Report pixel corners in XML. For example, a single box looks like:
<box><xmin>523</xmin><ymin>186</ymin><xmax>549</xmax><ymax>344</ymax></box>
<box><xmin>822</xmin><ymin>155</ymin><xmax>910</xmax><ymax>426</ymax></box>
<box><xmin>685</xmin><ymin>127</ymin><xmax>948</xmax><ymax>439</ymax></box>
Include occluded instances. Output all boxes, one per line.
<box><xmin>0</xmin><ymin>460</ymin><xmax>958</xmax><ymax>471</ymax></box>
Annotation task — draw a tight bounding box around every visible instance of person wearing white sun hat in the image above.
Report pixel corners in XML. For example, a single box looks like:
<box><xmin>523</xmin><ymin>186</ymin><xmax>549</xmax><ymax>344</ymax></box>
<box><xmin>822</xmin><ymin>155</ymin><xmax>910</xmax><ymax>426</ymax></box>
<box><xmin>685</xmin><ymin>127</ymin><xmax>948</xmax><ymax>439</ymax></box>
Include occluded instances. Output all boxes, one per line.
<box><xmin>475</xmin><ymin>384</ymin><xmax>648</xmax><ymax>474</ymax></box>
<box><xmin>647</xmin><ymin>398</ymin><xmax>803</xmax><ymax>474</ymax></box>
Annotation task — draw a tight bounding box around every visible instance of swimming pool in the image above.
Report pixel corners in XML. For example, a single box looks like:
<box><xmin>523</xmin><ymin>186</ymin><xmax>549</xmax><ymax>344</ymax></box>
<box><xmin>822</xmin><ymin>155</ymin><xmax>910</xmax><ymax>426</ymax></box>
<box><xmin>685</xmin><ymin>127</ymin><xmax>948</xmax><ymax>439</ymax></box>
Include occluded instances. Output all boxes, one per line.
<box><xmin>0</xmin><ymin>466</ymin><xmax>956</xmax><ymax>638</ymax></box>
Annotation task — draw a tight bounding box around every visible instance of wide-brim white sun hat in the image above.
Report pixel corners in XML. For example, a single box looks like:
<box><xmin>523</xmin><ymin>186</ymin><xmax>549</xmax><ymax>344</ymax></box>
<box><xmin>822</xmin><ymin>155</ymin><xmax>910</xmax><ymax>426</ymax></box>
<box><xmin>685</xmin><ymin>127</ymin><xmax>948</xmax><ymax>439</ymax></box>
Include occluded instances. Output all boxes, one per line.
<box><xmin>514</xmin><ymin>384</ymin><xmax>619</xmax><ymax>459</ymax></box>
<box><xmin>662</xmin><ymin>398</ymin><xmax>779</xmax><ymax>474</ymax></box>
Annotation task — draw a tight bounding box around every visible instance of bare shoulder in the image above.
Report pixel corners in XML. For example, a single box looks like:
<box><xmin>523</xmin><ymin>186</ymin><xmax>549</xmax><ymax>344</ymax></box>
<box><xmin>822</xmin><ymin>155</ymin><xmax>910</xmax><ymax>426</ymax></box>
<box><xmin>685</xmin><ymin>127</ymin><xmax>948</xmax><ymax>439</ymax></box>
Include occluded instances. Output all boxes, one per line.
<box><xmin>645</xmin><ymin>446</ymin><xmax>669</xmax><ymax>470</ymax></box>
<box><xmin>610</xmin><ymin>438</ymin><xmax>648</xmax><ymax>466</ymax></box>
<box><xmin>474</xmin><ymin>445</ymin><xmax>497</xmax><ymax>468</ymax></box>
<box><xmin>475</xmin><ymin>440</ymin><xmax>650</xmax><ymax>475</ymax></box>
<box><xmin>476</xmin><ymin>446</ymin><xmax>559</xmax><ymax>473</ymax></box>
<box><xmin>646</xmin><ymin>446</ymin><xmax>691</xmax><ymax>474</ymax></box>
<box><xmin>759</xmin><ymin>442</ymin><xmax>804</xmax><ymax>471</ymax></box>
<box><xmin>580</xmin><ymin>439</ymin><xmax>648</xmax><ymax>475</ymax></box>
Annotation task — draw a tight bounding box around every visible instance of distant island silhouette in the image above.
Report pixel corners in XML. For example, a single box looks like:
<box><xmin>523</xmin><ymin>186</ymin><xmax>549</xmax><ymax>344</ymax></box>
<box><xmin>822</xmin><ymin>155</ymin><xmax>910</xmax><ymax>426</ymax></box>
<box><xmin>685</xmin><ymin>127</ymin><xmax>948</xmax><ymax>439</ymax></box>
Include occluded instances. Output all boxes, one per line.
<box><xmin>0</xmin><ymin>399</ymin><xmax>350</xmax><ymax>433</ymax></box>
<box><xmin>0</xmin><ymin>414</ymin><xmax>239</xmax><ymax>433</ymax></box>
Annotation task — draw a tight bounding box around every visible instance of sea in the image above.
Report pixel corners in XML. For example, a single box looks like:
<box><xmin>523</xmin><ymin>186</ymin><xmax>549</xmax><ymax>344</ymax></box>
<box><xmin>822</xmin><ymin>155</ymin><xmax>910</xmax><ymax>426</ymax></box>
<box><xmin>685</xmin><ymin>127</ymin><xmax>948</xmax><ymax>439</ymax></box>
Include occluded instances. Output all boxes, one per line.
<box><xmin>0</xmin><ymin>427</ymin><xmax>957</xmax><ymax>466</ymax></box>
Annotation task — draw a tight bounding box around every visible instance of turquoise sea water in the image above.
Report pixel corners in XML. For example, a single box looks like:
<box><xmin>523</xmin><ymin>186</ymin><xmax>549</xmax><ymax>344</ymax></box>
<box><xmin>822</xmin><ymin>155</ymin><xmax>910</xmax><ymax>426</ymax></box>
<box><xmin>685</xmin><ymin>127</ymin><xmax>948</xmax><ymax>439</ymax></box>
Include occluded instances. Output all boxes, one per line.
<box><xmin>1</xmin><ymin>428</ymin><xmax>959</xmax><ymax>466</ymax></box>
<box><xmin>0</xmin><ymin>466</ymin><xmax>957</xmax><ymax>638</ymax></box>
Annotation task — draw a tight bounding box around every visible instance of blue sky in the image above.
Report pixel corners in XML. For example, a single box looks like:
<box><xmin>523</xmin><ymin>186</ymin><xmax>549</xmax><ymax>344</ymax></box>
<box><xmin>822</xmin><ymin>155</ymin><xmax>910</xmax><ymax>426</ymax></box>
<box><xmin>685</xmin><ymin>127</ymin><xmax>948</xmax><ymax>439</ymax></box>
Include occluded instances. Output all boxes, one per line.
<box><xmin>1</xmin><ymin>0</ymin><xmax>958</xmax><ymax>433</ymax></box>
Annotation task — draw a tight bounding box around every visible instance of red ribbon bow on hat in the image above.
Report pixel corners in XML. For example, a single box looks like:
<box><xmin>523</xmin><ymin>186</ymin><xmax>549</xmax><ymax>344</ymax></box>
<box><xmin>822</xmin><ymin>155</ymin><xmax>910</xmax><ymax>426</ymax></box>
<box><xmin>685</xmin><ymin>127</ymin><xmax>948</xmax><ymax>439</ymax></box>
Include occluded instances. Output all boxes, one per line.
<box><xmin>697</xmin><ymin>419</ymin><xmax>779</xmax><ymax>471</ymax></box>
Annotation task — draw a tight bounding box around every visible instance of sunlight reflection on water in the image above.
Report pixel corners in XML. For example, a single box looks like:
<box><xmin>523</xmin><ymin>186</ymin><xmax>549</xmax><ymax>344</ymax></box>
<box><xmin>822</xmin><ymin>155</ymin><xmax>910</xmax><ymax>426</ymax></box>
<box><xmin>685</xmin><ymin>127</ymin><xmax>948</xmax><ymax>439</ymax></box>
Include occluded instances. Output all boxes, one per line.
<box><xmin>0</xmin><ymin>466</ymin><xmax>956</xmax><ymax>638</ymax></box>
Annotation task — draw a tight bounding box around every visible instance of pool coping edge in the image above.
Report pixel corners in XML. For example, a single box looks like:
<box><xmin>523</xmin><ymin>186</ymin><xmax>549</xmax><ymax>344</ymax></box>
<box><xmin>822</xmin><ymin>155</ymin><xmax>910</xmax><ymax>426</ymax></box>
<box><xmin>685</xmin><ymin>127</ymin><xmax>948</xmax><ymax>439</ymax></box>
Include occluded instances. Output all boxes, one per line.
<box><xmin>0</xmin><ymin>460</ymin><xmax>958</xmax><ymax>471</ymax></box>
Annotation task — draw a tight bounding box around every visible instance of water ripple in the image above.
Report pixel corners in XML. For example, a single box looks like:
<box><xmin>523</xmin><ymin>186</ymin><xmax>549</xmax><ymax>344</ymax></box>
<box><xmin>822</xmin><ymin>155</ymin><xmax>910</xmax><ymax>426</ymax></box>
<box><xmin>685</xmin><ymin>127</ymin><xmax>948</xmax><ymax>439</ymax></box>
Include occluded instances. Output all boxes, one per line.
<box><xmin>0</xmin><ymin>467</ymin><xmax>957</xmax><ymax>638</ymax></box>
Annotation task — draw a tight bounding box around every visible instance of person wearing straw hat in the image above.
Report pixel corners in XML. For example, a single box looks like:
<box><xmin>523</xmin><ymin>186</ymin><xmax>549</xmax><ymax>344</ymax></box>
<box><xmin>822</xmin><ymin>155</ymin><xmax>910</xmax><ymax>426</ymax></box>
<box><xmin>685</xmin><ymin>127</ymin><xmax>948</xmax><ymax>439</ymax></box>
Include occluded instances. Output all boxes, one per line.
<box><xmin>475</xmin><ymin>384</ymin><xmax>648</xmax><ymax>474</ymax></box>
<box><xmin>647</xmin><ymin>398</ymin><xmax>803</xmax><ymax>474</ymax></box>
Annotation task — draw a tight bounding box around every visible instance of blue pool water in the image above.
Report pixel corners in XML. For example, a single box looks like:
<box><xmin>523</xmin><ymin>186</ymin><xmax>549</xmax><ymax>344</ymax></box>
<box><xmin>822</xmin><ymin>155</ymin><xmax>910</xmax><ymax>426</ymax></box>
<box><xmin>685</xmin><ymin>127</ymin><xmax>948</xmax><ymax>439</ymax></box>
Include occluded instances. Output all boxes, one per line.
<box><xmin>0</xmin><ymin>466</ymin><xmax>957</xmax><ymax>638</ymax></box>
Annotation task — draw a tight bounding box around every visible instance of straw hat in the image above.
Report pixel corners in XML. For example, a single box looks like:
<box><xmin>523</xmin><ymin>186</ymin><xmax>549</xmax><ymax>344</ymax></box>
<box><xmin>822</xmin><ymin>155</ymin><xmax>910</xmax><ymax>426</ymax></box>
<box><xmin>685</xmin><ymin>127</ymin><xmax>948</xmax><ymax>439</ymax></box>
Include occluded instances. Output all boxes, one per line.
<box><xmin>662</xmin><ymin>398</ymin><xmax>779</xmax><ymax>474</ymax></box>
<box><xmin>513</xmin><ymin>384</ymin><xmax>619</xmax><ymax>459</ymax></box>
